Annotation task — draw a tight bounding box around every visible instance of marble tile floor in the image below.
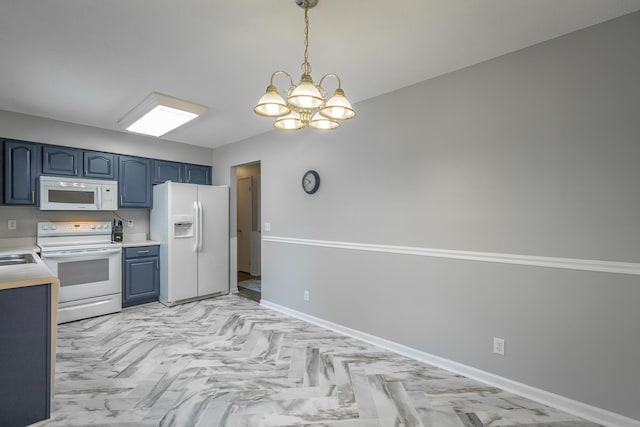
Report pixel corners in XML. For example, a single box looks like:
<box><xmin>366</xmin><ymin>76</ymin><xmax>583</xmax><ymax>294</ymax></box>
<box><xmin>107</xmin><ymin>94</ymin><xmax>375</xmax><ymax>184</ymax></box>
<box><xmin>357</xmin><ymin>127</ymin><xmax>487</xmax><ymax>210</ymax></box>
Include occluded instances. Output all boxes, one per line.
<box><xmin>50</xmin><ymin>295</ymin><xmax>601</xmax><ymax>427</ymax></box>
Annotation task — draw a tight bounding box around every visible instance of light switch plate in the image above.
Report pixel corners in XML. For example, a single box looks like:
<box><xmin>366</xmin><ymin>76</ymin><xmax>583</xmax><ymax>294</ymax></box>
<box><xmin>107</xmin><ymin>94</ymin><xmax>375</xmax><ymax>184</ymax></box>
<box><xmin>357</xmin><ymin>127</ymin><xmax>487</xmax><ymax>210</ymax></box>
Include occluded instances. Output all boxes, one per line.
<box><xmin>264</xmin><ymin>222</ymin><xmax>271</xmax><ymax>232</ymax></box>
<box><xmin>493</xmin><ymin>337</ymin><xmax>505</xmax><ymax>356</ymax></box>
<box><xmin>7</xmin><ymin>220</ymin><xmax>17</xmax><ymax>230</ymax></box>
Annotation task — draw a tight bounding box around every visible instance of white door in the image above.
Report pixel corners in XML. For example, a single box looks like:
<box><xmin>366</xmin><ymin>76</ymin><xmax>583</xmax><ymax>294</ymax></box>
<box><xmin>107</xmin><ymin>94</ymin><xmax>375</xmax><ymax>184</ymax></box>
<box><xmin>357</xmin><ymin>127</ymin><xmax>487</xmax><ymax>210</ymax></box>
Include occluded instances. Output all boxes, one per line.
<box><xmin>237</xmin><ymin>177</ymin><xmax>252</xmax><ymax>273</ymax></box>
<box><xmin>197</xmin><ymin>185</ymin><xmax>229</xmax><ymax>296</ymax></box>
<box><xmin>168</xmin><ymin>183</ymin><xmax>198</xmax><ymax>302</ymax></box>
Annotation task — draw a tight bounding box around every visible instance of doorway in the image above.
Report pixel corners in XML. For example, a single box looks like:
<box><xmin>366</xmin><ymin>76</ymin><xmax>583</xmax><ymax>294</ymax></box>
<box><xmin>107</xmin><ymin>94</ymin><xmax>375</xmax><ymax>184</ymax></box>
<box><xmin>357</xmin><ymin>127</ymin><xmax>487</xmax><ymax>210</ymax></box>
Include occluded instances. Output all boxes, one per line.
<box><xmin>235</xmin><ymin>162</ymin><xmax>261</xmax><ymax>302</ymax></box>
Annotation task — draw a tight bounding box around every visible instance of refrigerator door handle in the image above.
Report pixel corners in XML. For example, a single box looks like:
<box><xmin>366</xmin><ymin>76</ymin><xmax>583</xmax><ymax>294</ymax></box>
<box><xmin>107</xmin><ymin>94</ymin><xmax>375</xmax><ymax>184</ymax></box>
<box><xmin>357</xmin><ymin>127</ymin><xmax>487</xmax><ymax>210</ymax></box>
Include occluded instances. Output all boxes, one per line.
<box><xmin>197</xmin><ymin>201</ymin><xmax>204</xmax><ymax>251</ymax></box>
<box><xmin>193</xmin><ymin>201</ymin><xmax>199</xmax><ymax>252</ymax></box>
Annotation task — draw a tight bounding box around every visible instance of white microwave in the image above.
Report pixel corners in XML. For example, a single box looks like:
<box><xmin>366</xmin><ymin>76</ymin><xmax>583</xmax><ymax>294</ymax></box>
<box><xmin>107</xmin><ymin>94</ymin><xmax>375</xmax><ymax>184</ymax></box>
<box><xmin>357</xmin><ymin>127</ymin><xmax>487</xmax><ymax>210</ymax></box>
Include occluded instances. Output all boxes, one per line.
<box><xmin>39</xmin><ymin>176</ymin><xmax>118</xmax><ymax>211</ymax></box>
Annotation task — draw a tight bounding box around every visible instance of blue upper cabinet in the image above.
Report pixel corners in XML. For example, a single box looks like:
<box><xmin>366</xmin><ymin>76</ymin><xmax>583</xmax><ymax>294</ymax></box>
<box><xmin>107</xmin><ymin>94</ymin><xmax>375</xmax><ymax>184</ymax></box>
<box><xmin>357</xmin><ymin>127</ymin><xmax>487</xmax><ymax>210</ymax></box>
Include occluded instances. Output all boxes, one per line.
<box><xmin>118</xmin><ymin>155</ymin><xmax>152</xmax><ymax>208</ymax></box>
<box><xmin>154</xmin><ymin>161</ymin><xmax>212</xmax><ymax>185</ymax></box>
<box><xmin>42</xmin><ymin>145</ymin><xmax>80</xmax><ymax>176</ymax></box>
<box><xmin>41</xmin><ymin>146</ymin><xmax>116</xmax><ymax>180</ymax></box>
<box><xmin>153</xmin><ymin>160</ymin><xmax>184</xmax><ymax>184</ymax></box>
<box><xmin>185</xmin><ymin>163</ymin><xmax>211</xmax><ymax>185</ymax></box>
<box><xmin>84</xmin><ymin>151</ymin><xmax>116</xmax><ymax>180</ymax></box>
<box><xmin>4</xmin><ymin>139</ymin><xmax>38</xmax><ymax>205</ymax></box>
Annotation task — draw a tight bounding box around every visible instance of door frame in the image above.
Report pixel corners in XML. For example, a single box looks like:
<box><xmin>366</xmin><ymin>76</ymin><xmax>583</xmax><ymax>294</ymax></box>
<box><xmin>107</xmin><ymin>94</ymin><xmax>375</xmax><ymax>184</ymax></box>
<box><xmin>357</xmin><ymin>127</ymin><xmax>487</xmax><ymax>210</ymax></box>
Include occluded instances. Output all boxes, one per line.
<box><xmin>237</xmin><ymin>175</ymin><xmax>252</xmax><ymax>273</ymax></box>
<box><xmin>229</xmin><ymin>161</ymin><xmax>261</xmax><ymax>294</ymax></box>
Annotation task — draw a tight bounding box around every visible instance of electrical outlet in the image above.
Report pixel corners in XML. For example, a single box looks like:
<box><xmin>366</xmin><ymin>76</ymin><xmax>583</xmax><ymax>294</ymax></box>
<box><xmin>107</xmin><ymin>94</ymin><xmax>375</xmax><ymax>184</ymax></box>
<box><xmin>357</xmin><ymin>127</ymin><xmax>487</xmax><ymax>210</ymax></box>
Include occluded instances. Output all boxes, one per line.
<box><xmin>7</xmin><ymin>220</ymin><xmax>17</xmax><ymax>230</ymax></box>
<box><xmin>493</xmin><ymin>337</ymin><xmax>505</xmax><ymax>356</ymax></box>
<box><xmin>127</xmin><ymin>219</ymin><xmax>134</xmax><ymax>227</ymax></box>
<box><xmin>304</xmin><ymin>290</ymin><xmax>309</xmax><ymax>301</ymax></box>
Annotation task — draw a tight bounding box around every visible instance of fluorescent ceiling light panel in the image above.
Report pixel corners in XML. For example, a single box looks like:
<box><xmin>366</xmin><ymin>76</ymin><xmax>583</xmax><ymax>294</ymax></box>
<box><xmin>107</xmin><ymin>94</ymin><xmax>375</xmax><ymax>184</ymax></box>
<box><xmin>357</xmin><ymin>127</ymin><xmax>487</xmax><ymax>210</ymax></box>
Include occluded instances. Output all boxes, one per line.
<box><xmin>118</xmin><ymin>92</ymin><xmax>208</xmax><ymax>137</ymax></box>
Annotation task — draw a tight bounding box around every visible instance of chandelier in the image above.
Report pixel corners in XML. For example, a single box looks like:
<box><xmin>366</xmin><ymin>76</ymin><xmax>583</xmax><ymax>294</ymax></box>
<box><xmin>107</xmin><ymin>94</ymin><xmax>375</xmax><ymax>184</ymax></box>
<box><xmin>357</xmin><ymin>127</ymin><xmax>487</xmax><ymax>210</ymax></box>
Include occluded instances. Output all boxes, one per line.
<box><xmin>253</xmin><ymin>0</ymin><xmax>355</xmax><ymax>131</ymax></box>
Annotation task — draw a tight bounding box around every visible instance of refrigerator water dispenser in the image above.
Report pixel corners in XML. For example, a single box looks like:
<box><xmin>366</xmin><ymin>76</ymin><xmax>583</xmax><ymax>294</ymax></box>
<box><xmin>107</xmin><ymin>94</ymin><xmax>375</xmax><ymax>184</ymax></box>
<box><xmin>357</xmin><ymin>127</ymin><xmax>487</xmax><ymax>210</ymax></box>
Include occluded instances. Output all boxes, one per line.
<box><xmin>172</xmin><ymin>215</ymin><xmax>194</xmax><ymax>238</ymax></box>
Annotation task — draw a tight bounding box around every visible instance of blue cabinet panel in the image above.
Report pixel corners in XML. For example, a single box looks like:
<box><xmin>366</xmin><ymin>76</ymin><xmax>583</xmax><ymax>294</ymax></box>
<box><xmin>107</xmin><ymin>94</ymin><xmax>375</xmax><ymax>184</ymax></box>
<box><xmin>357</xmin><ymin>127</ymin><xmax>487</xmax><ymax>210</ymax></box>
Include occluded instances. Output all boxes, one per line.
<box><xmin>118</xmin><ymin>156</ymin><xmax>152</xmax><ymax>208</ymax></box>
<box><xmin>4</xmin><ymin>140</ymin><xmax>38</xmax><ymax>205</ymax></box>
<box><xmin>84</xmin><ymin>151</ymin><xmax>117</xmax><ymax>179</ymax></box>
<box><xmin>123</xmin><ymin>245</ymin><xmax>160</xmax><ymax>307</ymax></box>
<box><xmin>0</xmin><ymin>284</ymin><xmax>51</xmax><ymax>426</ymax></box>
<box><xmin>42</xmin><ymin>145</ymin><xmax>80</xmax><ymax>176</ymax></box>
<box><xmin>185</xmin><ymin>163</ymin><xmax>211</xmax><ymax>185</ymax></box>
<box><xmin>153</xmin><ymin>160</ymin><xmax>183</xmax><ymax>184</ymax></box>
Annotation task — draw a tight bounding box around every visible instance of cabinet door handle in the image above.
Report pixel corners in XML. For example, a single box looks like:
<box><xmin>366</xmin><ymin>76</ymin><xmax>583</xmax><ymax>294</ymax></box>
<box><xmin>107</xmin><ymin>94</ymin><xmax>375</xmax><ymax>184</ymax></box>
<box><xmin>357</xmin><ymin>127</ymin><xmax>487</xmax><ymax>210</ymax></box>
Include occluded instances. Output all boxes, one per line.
<box><xmin>156</xmin><ymin>259</ymin><xmax>159</xmax><ymax>269</ymax></box>
<box><xmin>31</xmin><ymin>191</ymin><xmax>35</xmax><ymax>203</ymax></box>
<box><xmin>74</xmin><ymin>169</ymin><xmax>77</xmax><ymax>175</ymax></box>
<box><xmin>137</xmin><ymin>250</ymin><xmax>149</xmax><ymax>254</ymax></box>
<box><xmin>120</xmin><ymin>195</ymin><xmax>123</xmax><ymax>205</ymax></box>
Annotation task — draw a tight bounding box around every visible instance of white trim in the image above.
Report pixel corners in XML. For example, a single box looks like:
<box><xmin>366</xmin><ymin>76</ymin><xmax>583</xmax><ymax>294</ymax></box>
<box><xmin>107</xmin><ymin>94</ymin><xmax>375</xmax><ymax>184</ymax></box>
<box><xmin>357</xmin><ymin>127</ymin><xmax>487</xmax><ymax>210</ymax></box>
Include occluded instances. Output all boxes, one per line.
<box><xmin>229</xmin><ymin>237</ymin><xmax>238</xmax><ymax>294</ymax></box>
<box><xmin>250</xmin><ymin>231</ymin><xmax>261</xmax><ymax>276</ymax></box>
<box><xmin>260</xmin><ymin>299</ymin><xmax>640</xmax><ymax>427</ymax></box>
<box><xmin>263</xmin><ymin>236</ymin><xmax>640</xmax><ymax>276</ymax></box>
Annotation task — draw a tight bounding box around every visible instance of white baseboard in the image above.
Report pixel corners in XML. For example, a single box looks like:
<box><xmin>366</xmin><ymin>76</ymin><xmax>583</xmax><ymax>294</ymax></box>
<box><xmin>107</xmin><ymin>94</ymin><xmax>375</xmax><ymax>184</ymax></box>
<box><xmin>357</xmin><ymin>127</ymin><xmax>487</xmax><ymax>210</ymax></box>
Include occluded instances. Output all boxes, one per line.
<box><xmin>260</xmin><ymin>299</ymin><xmax>640</xmax><ymax>427</ymax></box>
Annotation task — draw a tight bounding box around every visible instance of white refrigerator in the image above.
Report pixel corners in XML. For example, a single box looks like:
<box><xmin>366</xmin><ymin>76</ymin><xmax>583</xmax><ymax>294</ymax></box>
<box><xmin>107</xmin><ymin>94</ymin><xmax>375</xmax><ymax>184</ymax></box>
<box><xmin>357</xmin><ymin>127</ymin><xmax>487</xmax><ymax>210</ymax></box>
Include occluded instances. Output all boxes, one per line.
<box><xmin>150</xmin><ymin>182</ymin><xmax>229</xmax><ymax>306</ymax></box>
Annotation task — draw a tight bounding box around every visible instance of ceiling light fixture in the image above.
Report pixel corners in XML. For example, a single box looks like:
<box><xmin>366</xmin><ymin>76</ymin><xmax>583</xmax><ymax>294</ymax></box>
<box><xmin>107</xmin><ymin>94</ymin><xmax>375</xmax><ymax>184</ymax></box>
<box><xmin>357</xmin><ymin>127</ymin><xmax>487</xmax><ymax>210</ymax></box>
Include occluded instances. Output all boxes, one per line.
<box><xmin>254</xmin><ymin>0</ymin><xmax>355</xmax><ymax>131</ymax></box>
<box><xmin>119</xmin><ymin>92</ymin><xmax>208</xmax><ymax>137</ymax></box>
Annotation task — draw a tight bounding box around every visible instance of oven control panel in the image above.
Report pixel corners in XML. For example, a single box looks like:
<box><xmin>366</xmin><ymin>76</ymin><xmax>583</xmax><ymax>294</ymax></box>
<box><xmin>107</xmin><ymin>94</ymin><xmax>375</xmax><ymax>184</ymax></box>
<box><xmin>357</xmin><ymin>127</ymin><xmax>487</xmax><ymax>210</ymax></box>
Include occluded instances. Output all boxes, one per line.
<box><xmin>37</xmin><ymin>221</ymin><xmax>112</xmax><ymax>236</ymax></box>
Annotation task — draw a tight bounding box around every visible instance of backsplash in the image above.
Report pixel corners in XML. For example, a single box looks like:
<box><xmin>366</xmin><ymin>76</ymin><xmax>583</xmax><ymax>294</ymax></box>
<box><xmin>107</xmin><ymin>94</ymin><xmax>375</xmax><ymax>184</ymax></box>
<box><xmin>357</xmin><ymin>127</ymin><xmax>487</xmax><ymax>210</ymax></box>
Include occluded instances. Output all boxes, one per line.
<box><xmin>0</xmin><ymin>206</ymin><xmax>150</xmax><ymax>240</ymax></box>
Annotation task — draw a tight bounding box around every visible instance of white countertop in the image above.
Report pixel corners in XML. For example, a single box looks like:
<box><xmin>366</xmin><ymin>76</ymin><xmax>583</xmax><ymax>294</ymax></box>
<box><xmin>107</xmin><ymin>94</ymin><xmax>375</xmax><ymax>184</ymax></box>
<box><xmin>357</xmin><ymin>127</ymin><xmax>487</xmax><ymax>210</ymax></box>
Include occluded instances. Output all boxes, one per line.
<box><xmin>0</xmin><ymin>237</ymin><xmax>39</xmax><ymax>252</ymax></box>
<box><xmin>122</xmin><ymin>233</ymin><xmax>160</xmax><ymax>248</ymax></box>
<box><xmin>0</xmin><ymin>248</ymin><xmax>58</xmax><ymax>290</ymax></box>
<box><xmin>122</xmin><ymin>240</ymin><xmax>160</xmax><ymax>248</ymax></box>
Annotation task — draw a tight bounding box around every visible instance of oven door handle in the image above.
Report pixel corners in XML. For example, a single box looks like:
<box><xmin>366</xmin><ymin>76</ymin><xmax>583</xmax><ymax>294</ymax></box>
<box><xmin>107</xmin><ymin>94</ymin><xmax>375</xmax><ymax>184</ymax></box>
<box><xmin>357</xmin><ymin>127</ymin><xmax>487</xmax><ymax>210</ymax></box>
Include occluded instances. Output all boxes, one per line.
<box><xmin>41</xmin><ymin>248</ymin><xmax>122</xmax><ymax>259</ymax></box>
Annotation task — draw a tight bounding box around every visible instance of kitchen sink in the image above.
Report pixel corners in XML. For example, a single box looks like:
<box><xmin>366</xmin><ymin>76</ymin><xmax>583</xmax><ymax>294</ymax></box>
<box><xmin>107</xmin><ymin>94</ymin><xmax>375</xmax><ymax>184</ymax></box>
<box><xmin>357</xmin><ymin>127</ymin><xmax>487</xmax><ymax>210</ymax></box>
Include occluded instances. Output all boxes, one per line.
<box><xmin>0</xmin><ymin>253</ymin><xmax>37</xmax><ymax>266</ymax></box>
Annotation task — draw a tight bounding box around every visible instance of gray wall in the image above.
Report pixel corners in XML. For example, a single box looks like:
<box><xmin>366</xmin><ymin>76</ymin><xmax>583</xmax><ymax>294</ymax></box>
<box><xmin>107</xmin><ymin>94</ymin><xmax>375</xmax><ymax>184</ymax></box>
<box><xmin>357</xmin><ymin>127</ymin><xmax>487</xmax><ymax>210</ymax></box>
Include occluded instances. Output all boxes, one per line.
<box><xmin>212</xmin><ymin>11</ymin><xmax>640</xmax><ymax>421</ymax></box>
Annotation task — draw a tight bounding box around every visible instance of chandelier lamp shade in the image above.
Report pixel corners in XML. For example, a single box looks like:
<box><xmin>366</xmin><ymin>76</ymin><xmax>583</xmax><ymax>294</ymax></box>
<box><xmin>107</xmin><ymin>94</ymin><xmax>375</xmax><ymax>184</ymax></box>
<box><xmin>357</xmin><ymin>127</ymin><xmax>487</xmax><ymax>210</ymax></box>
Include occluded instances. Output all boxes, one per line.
<box><xmin>253</xmin><ymin>0</ymin><xmax>355</xmax><ymax>131</ymax></box>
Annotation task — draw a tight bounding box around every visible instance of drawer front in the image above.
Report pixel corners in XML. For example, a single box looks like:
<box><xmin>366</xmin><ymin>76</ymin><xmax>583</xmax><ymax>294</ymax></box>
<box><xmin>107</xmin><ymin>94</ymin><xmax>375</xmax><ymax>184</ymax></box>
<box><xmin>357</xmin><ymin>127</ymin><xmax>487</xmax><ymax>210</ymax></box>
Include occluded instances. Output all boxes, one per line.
<box><xmin>124</xmin><ymin>245</ymin><xmax>159</xmax><ymax>259</ymax></box>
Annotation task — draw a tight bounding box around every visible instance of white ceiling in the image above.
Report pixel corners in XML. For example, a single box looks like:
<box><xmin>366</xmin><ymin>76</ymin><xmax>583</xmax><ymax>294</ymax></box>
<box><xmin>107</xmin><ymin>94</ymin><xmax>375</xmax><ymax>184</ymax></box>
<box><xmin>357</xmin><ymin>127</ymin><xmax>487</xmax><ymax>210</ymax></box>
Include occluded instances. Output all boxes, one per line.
<box><xmin>0</xmin><ymin>1</ymin><xmax>638</xmax><ymax>149</ymax></box>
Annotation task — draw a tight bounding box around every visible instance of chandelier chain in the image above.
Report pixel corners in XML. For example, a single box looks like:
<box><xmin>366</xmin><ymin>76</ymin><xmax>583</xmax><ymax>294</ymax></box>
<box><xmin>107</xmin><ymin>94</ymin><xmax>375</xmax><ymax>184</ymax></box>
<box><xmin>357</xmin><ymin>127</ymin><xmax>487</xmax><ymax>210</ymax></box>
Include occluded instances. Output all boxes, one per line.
<box><xmin>254</xmin><ymin>0</ymin><xmax>355</xmax><ymax>130</ymax></box>
<box><xmin>302</xmin><ymin>0</ymin><xmax>311</xmax><ymax>75</ymax></box>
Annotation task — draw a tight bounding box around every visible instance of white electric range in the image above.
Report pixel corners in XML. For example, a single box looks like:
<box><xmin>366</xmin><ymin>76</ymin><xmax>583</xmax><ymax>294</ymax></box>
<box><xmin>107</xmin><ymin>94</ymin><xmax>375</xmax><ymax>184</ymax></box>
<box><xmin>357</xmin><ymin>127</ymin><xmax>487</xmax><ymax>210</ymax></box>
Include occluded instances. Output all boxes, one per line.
<box><xmin>37</xmin><ymin>221</ymin><xmax>122</xmax><ymax>324</ymax></box>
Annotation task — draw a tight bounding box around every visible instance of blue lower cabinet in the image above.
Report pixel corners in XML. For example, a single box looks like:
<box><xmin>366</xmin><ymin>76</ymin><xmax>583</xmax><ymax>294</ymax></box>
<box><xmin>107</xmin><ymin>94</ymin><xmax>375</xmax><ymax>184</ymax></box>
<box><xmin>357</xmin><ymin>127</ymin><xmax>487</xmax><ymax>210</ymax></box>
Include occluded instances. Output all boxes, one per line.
<box><xmin>123</xmin><ymin>246</ymin><xmax>160</xmax><ymax>307</ymax></box>
<box><xmin>0</xmin><ymin>284</ymin><xmax>51</xmax><ymax>426</ymax></box>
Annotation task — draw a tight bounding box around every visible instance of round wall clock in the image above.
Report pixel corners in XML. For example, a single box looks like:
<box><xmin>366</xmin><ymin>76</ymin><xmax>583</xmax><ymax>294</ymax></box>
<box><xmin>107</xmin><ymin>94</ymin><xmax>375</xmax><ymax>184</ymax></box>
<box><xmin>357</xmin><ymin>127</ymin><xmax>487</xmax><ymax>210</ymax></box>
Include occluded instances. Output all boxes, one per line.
<box><xmin>302</xmin><ymin>170</ymin><xmax>320</xmax><ymax>194</ymax></box>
